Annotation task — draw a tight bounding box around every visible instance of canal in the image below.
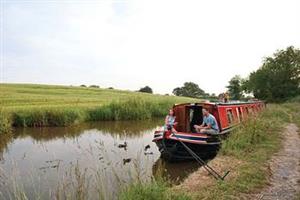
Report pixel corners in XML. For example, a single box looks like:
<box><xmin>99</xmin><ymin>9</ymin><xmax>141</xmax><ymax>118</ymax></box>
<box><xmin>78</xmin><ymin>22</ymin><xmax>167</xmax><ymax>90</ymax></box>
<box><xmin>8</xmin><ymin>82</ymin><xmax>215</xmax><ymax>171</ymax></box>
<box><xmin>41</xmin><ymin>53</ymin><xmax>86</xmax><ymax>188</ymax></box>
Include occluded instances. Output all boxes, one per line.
<box><xmin>0</xmin><ymin>119</ymin><xmax>199</xmax><ymax>199</ymax></box>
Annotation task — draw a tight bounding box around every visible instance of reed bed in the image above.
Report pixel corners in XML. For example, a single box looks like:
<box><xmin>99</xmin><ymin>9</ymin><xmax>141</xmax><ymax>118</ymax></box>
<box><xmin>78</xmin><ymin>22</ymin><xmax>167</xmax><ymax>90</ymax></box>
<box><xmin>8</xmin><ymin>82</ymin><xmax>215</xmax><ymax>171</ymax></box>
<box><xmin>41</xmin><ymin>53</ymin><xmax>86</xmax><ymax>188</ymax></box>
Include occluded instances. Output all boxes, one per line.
<box><xmin>0</xmin><ymin>110</ymin><xmax>12</xmax><ymax>134</ymax></box>
<box><xmin>0</xmin><ymin>84</ymin><xmax>197</xmax><ymax>134</ymax></box>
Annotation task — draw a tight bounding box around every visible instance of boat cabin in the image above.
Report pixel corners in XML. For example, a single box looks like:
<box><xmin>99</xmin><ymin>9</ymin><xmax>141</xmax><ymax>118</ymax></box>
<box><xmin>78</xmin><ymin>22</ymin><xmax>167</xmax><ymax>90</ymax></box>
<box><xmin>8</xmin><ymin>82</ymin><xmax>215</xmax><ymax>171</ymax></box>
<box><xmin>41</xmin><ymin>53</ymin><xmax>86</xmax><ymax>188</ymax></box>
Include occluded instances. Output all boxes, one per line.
<box><xmin>172</xmin><ymin>101</ymin><xmax>265</xmax><ymax>134</ymax></box>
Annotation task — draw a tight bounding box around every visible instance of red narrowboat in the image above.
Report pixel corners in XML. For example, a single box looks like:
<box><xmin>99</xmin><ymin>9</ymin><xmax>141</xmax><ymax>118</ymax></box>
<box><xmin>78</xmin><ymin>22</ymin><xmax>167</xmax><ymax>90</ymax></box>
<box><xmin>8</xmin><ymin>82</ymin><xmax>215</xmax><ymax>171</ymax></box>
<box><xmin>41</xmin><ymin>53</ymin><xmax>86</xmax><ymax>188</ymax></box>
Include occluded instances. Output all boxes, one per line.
<box><xmin>152</xmin><ymin>100</ymin><xmax>265</xmax><ymax>161</ymax></box>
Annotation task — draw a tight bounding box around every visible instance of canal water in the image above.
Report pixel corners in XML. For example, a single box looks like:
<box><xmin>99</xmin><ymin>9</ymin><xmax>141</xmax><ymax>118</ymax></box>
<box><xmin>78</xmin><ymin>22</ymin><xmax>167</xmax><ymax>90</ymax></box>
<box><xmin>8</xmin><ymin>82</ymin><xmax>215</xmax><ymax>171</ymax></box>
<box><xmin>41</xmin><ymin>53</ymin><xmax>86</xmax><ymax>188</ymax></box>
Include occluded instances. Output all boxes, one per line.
<box><xmin>0</xmin><ymin>119</ymin><xmax>199</xmax><ymax>199</ymax></box>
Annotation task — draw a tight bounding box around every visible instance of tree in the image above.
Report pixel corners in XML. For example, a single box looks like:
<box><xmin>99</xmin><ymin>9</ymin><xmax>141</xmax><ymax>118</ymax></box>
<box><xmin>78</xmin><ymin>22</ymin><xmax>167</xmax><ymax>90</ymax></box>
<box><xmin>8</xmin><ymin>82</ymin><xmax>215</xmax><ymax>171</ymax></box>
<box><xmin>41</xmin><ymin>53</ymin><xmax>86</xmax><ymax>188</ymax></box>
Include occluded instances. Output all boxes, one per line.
<box><xmin>139</xmin><ymin>86</ymin><xmax>153</xmax><ymax>93</ymax></box>
<box><xmin>89</xmin><ymin>85</ymin><xmax>99</xmax><ymax>88</ymax></box>
<box><xmin>245</xmin><ymin>46</ymin><xmax>300</xmax><ymax>102</ymax></box>
<box><xmin>172</xmin><ymin>82</ymin><xmax>205</xmax><ymax>98</ymax></box>
<box><xmin>226</xmin><ymin>75</ymin><xmax>243</xmax><ymax>100</ymax></box>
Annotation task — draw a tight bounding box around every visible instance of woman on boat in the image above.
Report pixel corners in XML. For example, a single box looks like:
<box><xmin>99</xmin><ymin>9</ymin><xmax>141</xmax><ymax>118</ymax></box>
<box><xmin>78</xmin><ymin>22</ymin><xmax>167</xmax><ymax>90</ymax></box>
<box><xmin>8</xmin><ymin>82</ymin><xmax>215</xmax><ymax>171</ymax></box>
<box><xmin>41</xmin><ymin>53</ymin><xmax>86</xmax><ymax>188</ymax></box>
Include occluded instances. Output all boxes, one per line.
<box><xmin>164</xmin><ymin>109</ymin><xmax>177</xmax><ymax>132</ymax></box>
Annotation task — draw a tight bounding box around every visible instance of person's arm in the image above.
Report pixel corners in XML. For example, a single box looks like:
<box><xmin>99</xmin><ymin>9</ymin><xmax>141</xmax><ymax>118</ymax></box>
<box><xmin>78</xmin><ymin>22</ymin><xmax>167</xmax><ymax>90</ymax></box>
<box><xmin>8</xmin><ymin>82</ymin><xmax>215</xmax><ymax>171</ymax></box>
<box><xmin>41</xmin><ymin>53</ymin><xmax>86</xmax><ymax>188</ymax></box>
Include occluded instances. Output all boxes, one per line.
<box><xmin>173</xmin><ymin>117</ymin><xmax>178</xmax><ymax>125</ymax></box>
<box><xmin>204</xmin><ymin>124</ymin><xmax>212</xmax><ymax>129</ymax></box>
<box><xmin>165</xmin><ymin>116</ymin><xmax>169</xmax><ymax>125</ymax></box>
<box><xmin>198</xmin><ymin>122</ymin><xmax>205</xmax><ymax>128</ymax></box>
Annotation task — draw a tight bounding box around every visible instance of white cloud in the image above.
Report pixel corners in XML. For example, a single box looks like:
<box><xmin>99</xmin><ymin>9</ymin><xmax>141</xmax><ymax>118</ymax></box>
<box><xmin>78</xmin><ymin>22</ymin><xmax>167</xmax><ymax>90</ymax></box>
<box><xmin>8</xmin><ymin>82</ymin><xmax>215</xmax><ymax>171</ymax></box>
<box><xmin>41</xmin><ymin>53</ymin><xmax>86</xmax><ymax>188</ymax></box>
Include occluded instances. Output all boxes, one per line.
<box><xmin>2</xmin><ymin>0</ymin><xmax>300</xmax><ymax>94</ymax></box>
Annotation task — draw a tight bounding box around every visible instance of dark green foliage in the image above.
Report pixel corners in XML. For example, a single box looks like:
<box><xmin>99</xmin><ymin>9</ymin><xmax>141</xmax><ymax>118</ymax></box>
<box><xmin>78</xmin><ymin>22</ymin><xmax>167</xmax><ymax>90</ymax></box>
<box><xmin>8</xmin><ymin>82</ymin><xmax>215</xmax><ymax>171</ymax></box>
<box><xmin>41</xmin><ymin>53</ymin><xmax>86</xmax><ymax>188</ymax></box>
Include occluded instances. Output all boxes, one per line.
<box><xmin>80</xmin><ymin>84</ymin><xmax>87</xmax><ymax>87</ymax></box>
<box><xmin>173</xmin><ymin>82</ymin><xmax>205</xmax><ymax>98</ymax></box>
<box><xmin>89</xmin><ymin>85</ymin><xmax>100</xmax><ymax>88</ymax></box>
<box><xmin>226</xmin><ymin>75</ymin><xmax>243</xmax><ymax>100</ymax></box>
<box><xmin>139</xmin><ymin>86</ymin><xmax>153</xmax><ymax>93</ymax></box>
<box><xmin>244</xmin><ymin>46</ymin><xmax>300</xmax><ymax>102</ymax></box>
<box><xmin>288</xmin><ymin>95</ymin><xmax>300</xmax><ymax>103</ymax></box>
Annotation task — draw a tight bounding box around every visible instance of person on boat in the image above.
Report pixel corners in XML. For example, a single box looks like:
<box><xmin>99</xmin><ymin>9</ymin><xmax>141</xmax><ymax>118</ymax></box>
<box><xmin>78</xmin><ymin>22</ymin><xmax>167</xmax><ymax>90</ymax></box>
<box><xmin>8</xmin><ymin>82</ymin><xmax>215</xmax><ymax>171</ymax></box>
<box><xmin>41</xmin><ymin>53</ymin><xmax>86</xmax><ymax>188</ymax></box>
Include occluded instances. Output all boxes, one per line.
<box><xmin>193</xmin><ymin>109</ymin><xmax>219</xmax><ymax>135</ymax></box>
<box><xmin>164</xmin><ymin>109</ymin><xmax>177</xmax><ymax>132</ymax></box>
<box><xmin>224</xmin><ymin>92</ymin><xmax>229</xmax><ymax>103</ymax></box>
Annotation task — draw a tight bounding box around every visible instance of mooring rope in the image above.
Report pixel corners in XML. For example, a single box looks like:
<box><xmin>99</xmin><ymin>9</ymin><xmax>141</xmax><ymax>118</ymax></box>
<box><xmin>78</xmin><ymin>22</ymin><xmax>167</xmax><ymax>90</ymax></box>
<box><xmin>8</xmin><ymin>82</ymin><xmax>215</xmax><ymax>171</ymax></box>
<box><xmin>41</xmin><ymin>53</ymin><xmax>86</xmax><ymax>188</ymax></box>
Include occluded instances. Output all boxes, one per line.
<box><xmin>171</xmin><ymin>132</ymin><xmax>230</xmax><ymax>181</ymax></box>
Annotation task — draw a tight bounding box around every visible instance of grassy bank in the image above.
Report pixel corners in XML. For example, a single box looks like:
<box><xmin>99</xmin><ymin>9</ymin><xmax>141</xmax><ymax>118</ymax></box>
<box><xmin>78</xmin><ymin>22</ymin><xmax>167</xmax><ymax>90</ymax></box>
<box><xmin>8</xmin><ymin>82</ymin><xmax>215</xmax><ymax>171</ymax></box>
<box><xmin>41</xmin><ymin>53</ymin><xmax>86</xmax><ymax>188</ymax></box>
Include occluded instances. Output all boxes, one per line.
<box><xmin>0</xmin><ymin>84</ymin><xmax>197</xmax><ymax>134</ymax></box>
<box><xmin>119</xmin><ymin>103</ymin><xmax>300</xmax><ymax>199</ymax></box>
<box><xmin>190</xmin><ymin>104</ymin><xmax>289</xmax><ymax>199</ymax></box>
<box><xmin>119</xmin><ymin>179</ymin><xmax>191</xmax><ymax>200</ymax></box>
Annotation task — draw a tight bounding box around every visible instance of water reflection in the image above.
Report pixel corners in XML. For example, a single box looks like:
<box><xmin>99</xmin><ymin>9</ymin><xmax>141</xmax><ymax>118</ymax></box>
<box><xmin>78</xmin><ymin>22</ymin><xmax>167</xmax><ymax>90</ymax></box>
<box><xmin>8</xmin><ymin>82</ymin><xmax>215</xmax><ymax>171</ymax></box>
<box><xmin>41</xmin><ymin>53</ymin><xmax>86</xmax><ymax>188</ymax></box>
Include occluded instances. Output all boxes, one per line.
<box><xmin>153</xmin><ymin>159</ymin><xmax>200</xmax><ymax>184</ymax></box>
<box><xmin>13</xmin><ymin>119</ymin><xmax>163</xmax><ymax>142</ymax></box>
<box><xmin>0</xmin><ymin>119</ymin><xmax>200</xmax><ymax>199</ymax></box>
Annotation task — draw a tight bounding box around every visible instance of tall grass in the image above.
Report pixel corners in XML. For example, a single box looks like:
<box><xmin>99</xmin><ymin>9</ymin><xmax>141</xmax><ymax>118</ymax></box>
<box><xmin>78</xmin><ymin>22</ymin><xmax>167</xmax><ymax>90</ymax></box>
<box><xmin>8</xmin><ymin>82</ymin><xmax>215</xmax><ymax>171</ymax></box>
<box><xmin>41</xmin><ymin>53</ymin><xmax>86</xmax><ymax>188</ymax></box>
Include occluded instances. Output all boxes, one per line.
<box><xmin>0</xmin><ymin>84</ymin><xmax>197</xmax><ymax>133</ymax></box>
<box><xmin>0</xmin><ymin>109</ymin><xmax>12</xmax><ymax>134</ymax></box>
<box><xmin>5</xmin><ymin>98</ymin><xmax>178</xmax><ymax>129</ymax></box>
<box><xmin>221</xmin><ymin>104</ymin><xmax>290</xmax><ymax>158</ymax></box>
<box><xmin>190</xmin><ymin>104</ymin><xmax>297</xmax><ymax>199</ymax></box>
<box><xmin>119</xmin><ymin>179</ymin><xmax>191</xmax><ymax>200</ymax></box>
<box><xmin>87</xmin><ymin>98</ymin><xmax>175</xmax><ymax>121</ymax></box>
<box><xmin>11</xmin><ymin>108</ymin><xmax>86</xmax><ymax>127</ymax></box>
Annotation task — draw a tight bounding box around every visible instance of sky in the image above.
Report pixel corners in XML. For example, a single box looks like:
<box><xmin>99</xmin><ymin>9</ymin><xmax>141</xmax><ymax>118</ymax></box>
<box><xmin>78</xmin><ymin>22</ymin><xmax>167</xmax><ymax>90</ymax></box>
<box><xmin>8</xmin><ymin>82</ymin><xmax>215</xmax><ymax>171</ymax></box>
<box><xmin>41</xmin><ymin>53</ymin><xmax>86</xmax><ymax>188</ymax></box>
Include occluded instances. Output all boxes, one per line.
<box><xmin>1</xmin><ymin>0</ymin><xmax>300</xmax><ymax>94</ymax></box>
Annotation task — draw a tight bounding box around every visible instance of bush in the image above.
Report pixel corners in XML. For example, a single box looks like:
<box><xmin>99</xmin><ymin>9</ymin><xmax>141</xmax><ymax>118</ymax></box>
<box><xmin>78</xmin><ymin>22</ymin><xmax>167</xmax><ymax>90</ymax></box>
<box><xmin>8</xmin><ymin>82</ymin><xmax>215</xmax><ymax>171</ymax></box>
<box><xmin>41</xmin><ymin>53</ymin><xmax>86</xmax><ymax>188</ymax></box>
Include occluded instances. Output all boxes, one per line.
<box><xmin>89</xmin><ymin>85</ymin><xmax>99</xmax><ymax>88</ymax></box>
<box><xmin>139</xmin><ymin>86</ymin><xmax>153</xmax><ymax>94</ymax></box>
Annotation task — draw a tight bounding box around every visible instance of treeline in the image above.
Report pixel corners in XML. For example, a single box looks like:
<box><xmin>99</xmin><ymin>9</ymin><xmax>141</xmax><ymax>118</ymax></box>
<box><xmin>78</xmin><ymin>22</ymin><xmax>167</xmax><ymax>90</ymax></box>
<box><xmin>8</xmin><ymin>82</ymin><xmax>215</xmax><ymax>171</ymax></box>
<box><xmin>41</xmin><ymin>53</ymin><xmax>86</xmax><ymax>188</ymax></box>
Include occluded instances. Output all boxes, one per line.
<box><xmin>168</xmin><ymin>46</ymin><xmax>300</xmax><ymax>102</ymax></box>
<box><xmin>227</xmin><ymin>46</ymin><xmax>300</xmax><ymax>102</ymax></box>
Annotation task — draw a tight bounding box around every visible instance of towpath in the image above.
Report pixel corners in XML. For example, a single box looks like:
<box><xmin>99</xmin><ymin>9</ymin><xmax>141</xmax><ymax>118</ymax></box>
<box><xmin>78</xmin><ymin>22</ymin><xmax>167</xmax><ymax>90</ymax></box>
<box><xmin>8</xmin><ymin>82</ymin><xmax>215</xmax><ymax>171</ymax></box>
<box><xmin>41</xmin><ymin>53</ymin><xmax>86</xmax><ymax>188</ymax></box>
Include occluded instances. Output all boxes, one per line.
<box><xmin>252</xmin><ymin>123</ymin><xmax>300</xmax><ymax>200</ymax></box>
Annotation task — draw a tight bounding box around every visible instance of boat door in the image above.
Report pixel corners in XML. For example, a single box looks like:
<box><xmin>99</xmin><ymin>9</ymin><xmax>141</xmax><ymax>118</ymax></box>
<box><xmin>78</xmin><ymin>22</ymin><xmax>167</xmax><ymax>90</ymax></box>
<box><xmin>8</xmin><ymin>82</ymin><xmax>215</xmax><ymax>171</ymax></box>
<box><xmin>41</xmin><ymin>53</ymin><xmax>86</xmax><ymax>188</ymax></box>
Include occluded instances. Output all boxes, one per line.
<box><xmin>189</xmin><ymin>105</ymin><xmax>203</xmax><ymax>133</ymax></box>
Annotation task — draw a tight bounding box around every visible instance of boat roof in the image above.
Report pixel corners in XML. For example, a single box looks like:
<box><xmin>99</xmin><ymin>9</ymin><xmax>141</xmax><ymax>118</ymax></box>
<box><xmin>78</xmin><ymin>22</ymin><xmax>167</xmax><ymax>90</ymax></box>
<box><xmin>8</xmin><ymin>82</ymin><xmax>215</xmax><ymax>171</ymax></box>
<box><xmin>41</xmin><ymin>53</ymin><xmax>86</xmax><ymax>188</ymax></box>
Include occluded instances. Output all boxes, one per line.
<box><xmin>174</xmin><ymin>100</ymin><xmax>264</xmax><ymax>107</ymax></box>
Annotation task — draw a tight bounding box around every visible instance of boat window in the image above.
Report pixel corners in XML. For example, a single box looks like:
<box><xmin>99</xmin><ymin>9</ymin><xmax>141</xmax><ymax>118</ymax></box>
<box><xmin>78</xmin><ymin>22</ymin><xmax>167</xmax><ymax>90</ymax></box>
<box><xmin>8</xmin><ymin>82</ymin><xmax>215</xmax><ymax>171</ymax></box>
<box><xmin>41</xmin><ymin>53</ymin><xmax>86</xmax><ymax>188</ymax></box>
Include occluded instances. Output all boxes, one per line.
<box><xmin>238</xmin><ymin>107</ymin><xmax>243</xmax><ymax>121</ymax></box>
<box><xmin>245</xmin><ymin>107</ymin><xmax>249</xmax><ymax>114</ymax></box>
<box><xmin>226</xmin><ymin>109</ymin><xmax>234</xmax><ymax>125</ymax></box>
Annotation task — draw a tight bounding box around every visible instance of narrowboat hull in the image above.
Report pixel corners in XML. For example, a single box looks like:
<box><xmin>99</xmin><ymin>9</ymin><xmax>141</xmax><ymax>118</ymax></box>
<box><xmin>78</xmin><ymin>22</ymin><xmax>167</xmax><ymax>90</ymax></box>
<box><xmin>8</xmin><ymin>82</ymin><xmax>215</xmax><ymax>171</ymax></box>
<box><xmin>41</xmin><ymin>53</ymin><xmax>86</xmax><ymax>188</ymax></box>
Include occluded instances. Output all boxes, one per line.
<box><xmin>153</xmin><ymin>131</ymin><xmax>220</xmax><ymax>162</ymax></box>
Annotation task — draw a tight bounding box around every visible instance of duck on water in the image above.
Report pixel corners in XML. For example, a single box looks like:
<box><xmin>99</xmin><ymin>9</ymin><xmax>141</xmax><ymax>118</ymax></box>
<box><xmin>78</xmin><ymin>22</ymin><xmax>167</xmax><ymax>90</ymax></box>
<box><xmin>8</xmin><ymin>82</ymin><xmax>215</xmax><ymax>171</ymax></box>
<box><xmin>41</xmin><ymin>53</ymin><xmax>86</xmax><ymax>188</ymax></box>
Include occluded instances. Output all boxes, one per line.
<box><xmin>152</xmin><ymin>101</ymin><xmax>265</xmax><ymax>162</ymax></box>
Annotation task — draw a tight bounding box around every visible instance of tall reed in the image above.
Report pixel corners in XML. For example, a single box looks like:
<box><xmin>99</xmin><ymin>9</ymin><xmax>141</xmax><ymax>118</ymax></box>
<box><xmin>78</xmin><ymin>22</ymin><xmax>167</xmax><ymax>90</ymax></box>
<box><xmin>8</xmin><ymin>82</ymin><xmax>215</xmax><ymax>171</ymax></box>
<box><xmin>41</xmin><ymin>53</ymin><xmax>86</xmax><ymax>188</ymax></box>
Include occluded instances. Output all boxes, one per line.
<box><xmin>0</xmin><ymin>109</ymin><xmax>12</xmax><ymax>134</ymax></box>
<box><xmin>6</xmin><ymin>98</ymin><xmax>179</xmax><ymax>129</ymax></box>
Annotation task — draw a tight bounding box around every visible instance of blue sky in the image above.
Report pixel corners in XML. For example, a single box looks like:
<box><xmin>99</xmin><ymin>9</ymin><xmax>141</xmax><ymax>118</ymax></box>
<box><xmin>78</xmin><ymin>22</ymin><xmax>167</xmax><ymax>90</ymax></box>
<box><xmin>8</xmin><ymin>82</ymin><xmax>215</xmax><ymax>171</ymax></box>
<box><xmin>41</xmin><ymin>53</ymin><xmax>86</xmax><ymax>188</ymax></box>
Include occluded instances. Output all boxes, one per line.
<box><xmin>1</xmin><ymin>0</ymin><xmax>300</xmax><ymax>94</ymax></box>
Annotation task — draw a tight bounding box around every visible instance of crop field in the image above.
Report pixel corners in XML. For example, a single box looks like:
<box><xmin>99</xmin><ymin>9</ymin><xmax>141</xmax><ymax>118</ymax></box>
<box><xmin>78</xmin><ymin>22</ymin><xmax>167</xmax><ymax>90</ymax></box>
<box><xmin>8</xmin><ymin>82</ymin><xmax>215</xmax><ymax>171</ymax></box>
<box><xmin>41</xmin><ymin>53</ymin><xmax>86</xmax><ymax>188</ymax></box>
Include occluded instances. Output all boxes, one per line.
<box><xmin>0</xmin><ymin>84</ymin><xmax>197</xmax><ymax>108</ymax></box>
<box><xmin>0</xmin><ymin>84</ymin><xmax>197</xmax><ymax>133</ymax></box>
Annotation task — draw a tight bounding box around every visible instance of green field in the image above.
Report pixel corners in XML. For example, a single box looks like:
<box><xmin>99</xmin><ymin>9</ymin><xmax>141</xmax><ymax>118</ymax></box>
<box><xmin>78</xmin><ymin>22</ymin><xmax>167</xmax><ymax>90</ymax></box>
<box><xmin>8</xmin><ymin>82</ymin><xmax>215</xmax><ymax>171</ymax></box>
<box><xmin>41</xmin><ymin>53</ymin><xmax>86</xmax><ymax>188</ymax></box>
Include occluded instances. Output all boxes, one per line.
<box><xmin>0</xmin><ymin>83</ymin><xmax>197</xmax><ymax>133</ymax></box>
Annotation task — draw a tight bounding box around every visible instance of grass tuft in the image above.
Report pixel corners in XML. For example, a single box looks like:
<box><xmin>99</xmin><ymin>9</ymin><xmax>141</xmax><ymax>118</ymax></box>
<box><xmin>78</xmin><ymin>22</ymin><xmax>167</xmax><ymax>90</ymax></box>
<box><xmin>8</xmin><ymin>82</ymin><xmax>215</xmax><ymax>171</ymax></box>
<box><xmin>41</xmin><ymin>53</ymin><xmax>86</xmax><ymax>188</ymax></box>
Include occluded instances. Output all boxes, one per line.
<box><xmin>119</xmin><ymin>179</ymin><xmax>191</xmax><ymax>200</ymax></box>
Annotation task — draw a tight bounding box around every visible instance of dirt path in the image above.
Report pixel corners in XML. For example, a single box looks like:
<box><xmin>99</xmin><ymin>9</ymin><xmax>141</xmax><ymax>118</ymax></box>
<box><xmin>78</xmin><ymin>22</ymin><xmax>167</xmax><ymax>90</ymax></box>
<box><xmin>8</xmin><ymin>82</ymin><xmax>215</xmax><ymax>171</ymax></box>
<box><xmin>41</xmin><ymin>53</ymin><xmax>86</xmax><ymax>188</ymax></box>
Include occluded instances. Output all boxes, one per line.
<box><xmin>252</xmin><ymin>123</ymin><xmax>300</xmax><ymax>200</ymax></box>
